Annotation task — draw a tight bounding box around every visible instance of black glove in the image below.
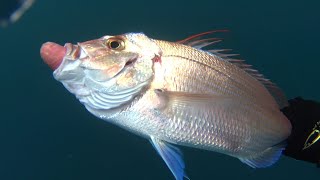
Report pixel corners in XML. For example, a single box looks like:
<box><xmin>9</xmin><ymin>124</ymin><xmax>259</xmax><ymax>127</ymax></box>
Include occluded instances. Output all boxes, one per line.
<box><xmin>281</xmin><ymin>97</ymin><xmax>320</xmax><ymax>167</ymax></box>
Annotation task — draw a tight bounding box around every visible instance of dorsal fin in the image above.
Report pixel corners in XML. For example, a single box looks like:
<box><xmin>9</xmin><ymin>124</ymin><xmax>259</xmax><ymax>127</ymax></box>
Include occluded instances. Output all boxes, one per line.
<box><xmin>178</xmin><ymin>31</ymin><xmax>288</xmax><ymax>108</ymax></box>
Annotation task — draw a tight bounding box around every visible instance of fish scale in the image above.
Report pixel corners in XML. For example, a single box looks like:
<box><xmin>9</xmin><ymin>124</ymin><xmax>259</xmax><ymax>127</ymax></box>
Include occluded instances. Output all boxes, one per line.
<box><xmin>161</xmin><ymin>97</ymin><xmax>250</xmax><ymax>153</ymax></box>
<box><xmin>154</xmin><ymin>40</ymin><xmax>279</xmax><ymax>109</ymax></box>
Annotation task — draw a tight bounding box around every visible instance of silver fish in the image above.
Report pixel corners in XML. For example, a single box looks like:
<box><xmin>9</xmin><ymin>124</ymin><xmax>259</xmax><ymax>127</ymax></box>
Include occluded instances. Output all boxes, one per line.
<box><xmin>40</xmin><ymin>31</ymin><xmax>292</xmax><ymax>180</ymax></box>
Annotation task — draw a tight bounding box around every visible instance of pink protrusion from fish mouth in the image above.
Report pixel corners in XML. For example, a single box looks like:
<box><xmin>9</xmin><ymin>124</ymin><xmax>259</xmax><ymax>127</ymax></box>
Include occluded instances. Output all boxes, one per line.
<box><xmin>40</xmin><ymin>42</ymin><xmax>67</xmax><ymax>70</ymax></box>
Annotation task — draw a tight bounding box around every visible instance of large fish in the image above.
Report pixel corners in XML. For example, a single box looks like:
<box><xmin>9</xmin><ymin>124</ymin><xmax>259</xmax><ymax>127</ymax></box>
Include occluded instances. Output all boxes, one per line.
<box><xmin>40</xmin><ymin>31</ymin><xmax>292</xmax><ymax>180</ymax></box>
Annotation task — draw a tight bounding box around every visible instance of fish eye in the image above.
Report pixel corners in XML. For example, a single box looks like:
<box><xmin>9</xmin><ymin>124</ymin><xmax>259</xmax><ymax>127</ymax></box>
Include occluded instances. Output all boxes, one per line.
<box><xmin>106</xmin><ymin>37</ymin><xmax>125</xmax><ymax>50</ymax></box>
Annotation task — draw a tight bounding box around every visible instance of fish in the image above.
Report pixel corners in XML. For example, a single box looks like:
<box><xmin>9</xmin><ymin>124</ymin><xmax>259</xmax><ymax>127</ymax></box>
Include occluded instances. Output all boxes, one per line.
<box><xmin>40</xmin><ymin>31</ymin><xmax>292</xmax><ymax>180</ymax></box>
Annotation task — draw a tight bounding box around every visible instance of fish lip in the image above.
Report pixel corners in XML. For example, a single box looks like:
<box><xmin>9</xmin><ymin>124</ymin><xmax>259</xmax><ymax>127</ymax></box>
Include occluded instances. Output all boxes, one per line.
<box><xmin>63</xmin><ymin>43</ymin><xmax>82</xmax><ymax>60</ymax></box>
<box><xmin>53</xmin><ymin>43</ymin><xmax>84</xmax><ymax>80</ymax></box>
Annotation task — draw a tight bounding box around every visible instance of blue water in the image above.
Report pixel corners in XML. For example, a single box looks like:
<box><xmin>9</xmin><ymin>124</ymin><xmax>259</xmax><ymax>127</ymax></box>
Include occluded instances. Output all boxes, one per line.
<box><xmin>0</xmin><ymin>0</ymin><xmax>319</xmax><ymax>179</ymax></box>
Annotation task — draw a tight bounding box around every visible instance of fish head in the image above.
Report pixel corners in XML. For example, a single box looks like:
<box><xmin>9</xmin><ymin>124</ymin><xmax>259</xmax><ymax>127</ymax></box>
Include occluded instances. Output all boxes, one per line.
<box><xmin>40</xmin><ymin>33</ymin><xmax>161</xmax><ymax>117</ymax></box>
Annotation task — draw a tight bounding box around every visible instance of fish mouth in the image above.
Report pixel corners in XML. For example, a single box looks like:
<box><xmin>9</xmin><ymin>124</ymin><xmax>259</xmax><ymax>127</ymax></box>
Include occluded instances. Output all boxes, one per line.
<box><xmin>40</xmin><ymin>42</ymin><xmax>84</xmax><ymax>70</ymax></box>
<box><xmin>51</xmin><ymin>43</ymin><xmax>86</xmax><ymax>82</ymax></box>
<box><xmin>64</xmin><ymin>43</ymin><xmax>82</xmax><ymax>61</ymax></box>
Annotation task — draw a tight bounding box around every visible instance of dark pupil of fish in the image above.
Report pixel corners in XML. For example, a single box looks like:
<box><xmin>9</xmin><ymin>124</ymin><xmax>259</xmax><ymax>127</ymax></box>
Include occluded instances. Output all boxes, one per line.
<box><xmin>110</xmin><ymin>41</ymin><xmax>120</xmax><ymax>49</ymax></box>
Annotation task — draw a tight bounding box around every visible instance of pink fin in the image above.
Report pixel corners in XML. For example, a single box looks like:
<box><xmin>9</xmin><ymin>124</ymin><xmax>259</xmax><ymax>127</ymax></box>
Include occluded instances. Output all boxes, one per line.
<box><xmin>176</xmin><ymin>30</ymin><xmax>229</xmax><ymax>44</ymax></box>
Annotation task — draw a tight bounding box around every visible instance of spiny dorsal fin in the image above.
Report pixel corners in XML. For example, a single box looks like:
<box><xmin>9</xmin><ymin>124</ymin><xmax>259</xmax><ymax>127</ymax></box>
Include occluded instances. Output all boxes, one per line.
<box><xmin>178</xmin><ymin>31</ymin><xmax>288</xmax><ymax>108</ymax></box>
<box><xmin>227</xmin><ymin>59</ymin><xmax>289</xmax><ymax>108</ymax></box>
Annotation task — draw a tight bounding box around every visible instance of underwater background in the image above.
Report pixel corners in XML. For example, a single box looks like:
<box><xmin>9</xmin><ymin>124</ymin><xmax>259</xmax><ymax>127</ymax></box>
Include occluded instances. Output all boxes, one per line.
<box><xmin>1</xmin><ymin>0</ymin><xmax>319</xmax><ymax>179</ymax></box>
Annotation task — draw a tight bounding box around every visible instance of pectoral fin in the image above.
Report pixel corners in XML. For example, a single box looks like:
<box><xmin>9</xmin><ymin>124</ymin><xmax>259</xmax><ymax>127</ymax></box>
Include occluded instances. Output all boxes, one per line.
<box><xmin>155</xmin><ymin>90</ymin><xmax>234</xmax><ymax>119</ymax></box>
<box><xmin>155</xmin><ymin>90</ymin><xmax>233</xmax><ymax>108</ymax></box>
<box><xmin>150</xmin><ymin>136</ymin><xmax>188</xmax><ymax>180</ymax></box>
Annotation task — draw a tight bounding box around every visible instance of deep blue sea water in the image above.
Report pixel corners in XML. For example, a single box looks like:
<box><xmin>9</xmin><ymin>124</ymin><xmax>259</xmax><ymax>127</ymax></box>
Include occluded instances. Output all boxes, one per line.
<box><xmin>0</xmin><ymin>0</ymin><xmax>319</xmax><ymax>179</ymax></box>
